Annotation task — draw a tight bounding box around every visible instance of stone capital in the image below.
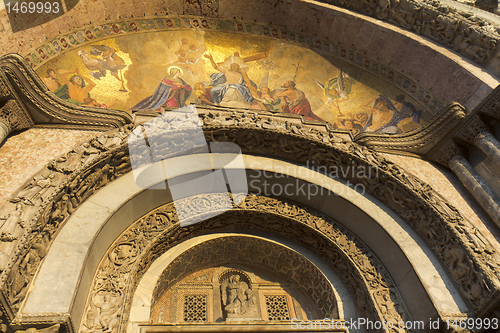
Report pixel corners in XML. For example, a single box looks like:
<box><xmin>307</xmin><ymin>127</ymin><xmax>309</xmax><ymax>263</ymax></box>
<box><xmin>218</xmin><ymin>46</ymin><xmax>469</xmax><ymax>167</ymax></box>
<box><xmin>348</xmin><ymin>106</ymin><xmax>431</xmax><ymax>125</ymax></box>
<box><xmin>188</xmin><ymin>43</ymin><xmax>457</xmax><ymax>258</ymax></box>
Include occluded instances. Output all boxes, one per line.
<box><xmin>426</xmin><ymin>139</ymin><xmax>466</xmax><ymax>167</ymax></box>
<box><xmin>455</xmin><ymin>114</ymin><xmax>490</xmax><ymax>145</ymax></box>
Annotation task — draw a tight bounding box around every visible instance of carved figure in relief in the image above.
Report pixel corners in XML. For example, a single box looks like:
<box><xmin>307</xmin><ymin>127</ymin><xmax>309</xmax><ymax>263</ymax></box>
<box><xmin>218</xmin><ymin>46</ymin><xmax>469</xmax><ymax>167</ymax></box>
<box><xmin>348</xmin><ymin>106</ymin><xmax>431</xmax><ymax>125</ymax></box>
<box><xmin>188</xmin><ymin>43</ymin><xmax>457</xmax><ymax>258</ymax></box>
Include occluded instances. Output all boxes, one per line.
<box><xmin>13</xmin><ymin>173</ymin><xmax>56</xmax><ymax>206</ymax></box>
<box><xmin>90</xmin><ymin>293</ymin><xmax>121</xmax><ymax>332</ymax></box>
<box><xmin>50</xmin><ymin>194</ymin><xmax>74</xmax><ymax>227</ymax></box>
<box><xmin>0</xmin><ymin>203</ymin><xmax>24</xmax><ymax>241</ymax></box>
<box><xmin>443</xmin><ymin>246</ymin><xmax>470</xmax><ymax>280</ymax></box>
<box><xmin>50</xmin><ymin>143</ymin><xmax>99</xmax><ymax>173</ymax></box>
<box><xmin>221</xmin><ymin>274</ymin><xmax>257</xmax><ymax>316</ymax></box>
<box><xmin>375</xmin><ymin>291</ymin><xmax>404</xmax><ymax>332</ymax></box>
<box><xmin>73</xmin><ymin>166</ymin><xmax>110</xmax><ymax>203</ymax></box>
<box><xmin>23</xmin><ymin>233</ymin><xmax>50</xmax><ymax>278</ymax></box>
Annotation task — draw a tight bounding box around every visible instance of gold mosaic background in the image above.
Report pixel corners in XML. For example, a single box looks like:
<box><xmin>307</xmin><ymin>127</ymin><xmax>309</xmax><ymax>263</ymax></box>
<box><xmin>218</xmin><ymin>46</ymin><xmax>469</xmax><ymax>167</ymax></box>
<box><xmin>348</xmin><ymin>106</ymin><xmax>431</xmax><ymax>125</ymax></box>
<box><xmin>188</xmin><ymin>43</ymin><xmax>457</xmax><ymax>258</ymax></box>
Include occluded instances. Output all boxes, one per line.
<box><xmin>36</xmin><ymin>30</ymin><xmax>431</xmax><ymax>134</ymax></box>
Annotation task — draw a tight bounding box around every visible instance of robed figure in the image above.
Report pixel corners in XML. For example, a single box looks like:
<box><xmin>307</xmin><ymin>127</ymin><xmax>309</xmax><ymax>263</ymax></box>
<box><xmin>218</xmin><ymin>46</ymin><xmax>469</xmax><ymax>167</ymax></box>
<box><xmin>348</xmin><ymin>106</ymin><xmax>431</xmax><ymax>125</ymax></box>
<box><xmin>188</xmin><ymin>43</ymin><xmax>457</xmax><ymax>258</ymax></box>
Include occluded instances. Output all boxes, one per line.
<box><xmin>131</xmin><ymin>67</ymin><xmax>192</xmax><ymax>112</ymax></box>
<box><xmin>278</xmin><ymin>80</ymin><xmax>326</xmax><ymax>122</ymax></box>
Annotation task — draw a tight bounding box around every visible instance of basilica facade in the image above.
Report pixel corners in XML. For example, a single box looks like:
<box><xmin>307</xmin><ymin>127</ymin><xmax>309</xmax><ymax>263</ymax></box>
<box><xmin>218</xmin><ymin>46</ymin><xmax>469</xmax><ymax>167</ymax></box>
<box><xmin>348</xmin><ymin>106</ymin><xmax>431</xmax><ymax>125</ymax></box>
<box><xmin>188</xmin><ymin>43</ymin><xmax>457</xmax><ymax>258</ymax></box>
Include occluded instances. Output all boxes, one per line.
<box><xmin>1</xmin><ymin>0</ymin><xmax>500</xmax><ymax>332</ymax></box>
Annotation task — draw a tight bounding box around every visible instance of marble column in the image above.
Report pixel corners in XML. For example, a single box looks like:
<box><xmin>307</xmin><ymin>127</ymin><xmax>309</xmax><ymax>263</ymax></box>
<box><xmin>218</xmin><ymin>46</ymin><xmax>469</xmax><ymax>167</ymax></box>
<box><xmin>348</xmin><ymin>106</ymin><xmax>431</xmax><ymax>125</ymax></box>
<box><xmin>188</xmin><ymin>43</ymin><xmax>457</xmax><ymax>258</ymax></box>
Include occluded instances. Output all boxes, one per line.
<box><xmin>0</xmin><ymin>120</ymin><xmax>9</xmax><ymax>145</ymax></box>
<box><xmin>449</xmin><ymin>156</ymin><xmax>500</xmax><ymax>228</ymax></box>
<box><xmin>456</xmin><ymin>115</ymin><xmax>500</xmax><ymax>170</ymax></box>
<box><xmin>473</xmin><ymin>132</ymin><xmax>500</xmax><ymax>171</ymax></box>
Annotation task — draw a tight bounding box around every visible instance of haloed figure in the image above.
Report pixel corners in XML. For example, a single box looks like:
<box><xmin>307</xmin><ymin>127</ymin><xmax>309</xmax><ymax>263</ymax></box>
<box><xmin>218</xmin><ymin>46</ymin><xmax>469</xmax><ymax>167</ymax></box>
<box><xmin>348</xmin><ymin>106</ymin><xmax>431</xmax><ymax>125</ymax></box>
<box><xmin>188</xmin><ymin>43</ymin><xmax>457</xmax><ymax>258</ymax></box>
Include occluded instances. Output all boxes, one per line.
<box><xmin>131</xmin><ymin>66</ymin><xmax>192</xmax><ymax>112</ymax></box>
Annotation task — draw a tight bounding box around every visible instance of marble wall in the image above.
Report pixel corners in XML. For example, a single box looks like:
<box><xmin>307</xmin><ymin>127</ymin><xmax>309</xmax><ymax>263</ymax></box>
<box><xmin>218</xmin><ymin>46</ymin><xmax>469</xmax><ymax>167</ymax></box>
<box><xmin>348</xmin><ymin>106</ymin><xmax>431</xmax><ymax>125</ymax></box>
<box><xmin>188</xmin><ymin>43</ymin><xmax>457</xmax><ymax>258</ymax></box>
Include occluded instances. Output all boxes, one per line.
<box><xmin>0</xmin><ymin>128</ymin><xmax>98</xmax><ymax>205</ymax></box>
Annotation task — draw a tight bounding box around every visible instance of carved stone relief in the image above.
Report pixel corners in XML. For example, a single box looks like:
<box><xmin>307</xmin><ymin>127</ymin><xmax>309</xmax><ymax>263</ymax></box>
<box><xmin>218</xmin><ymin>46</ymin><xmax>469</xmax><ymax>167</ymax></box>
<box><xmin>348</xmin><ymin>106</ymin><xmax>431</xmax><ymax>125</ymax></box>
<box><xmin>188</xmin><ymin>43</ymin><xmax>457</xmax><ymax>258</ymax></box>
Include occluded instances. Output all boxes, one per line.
<box><xmin>427</xmin><ymin>139</ymin><xmax>466</xmax><ymax>167</ymax></box>
<box><xmin>220</xmin><ymin>272</ymin><xmax>259</xmax><ymax>320</ymax></box>
<box><xmin>82</xmin><ymin>195</ymin><xmax>410</xmax><ymax>333</ymax></box>
<box><xmin>0</xmin><ymin>110</ymin><xmax>498</xmax><ymax>328</ymax></box>
<box><xmin>151</xmin><ymin>237</ymin><xmax>339</xmax><ymax>322</ymax></box>
<box><xmin>0</xmin><ymin>125</ymin><xmax>133</xmax><ymax>313</ymax></box>
<box><xmin>454</xmin><ymin>114</ymin><xmax>490</xmax><ymax>145</ymax></box>
<box><xmin>0</xmin><ymin>100</ymin><xmax>32</xmax><ymax>133</ymax></box>
<box><xmin>319</xmin><ymin>0</ymin><xmax>499</xmax><ymax>65</ymax></box>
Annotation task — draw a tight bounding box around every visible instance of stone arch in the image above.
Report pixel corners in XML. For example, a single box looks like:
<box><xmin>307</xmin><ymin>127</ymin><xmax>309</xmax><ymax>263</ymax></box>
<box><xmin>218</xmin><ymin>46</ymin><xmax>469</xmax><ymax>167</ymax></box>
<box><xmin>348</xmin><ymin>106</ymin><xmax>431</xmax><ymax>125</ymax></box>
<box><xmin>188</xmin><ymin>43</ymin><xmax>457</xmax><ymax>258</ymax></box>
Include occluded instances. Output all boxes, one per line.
<box><xmin>2</xmin><ymin>110</ymin><xmax>499</xmax><ymax>331</ymax></box>
<box><xmin>80</xmin><ymin>195</ymin><xmax>410</xmax><ymax>333</ymax></box>
<box><xmin>147</xmin><ymin>235</ymin><xmax>342</xmax><ymax>322</ymax></box>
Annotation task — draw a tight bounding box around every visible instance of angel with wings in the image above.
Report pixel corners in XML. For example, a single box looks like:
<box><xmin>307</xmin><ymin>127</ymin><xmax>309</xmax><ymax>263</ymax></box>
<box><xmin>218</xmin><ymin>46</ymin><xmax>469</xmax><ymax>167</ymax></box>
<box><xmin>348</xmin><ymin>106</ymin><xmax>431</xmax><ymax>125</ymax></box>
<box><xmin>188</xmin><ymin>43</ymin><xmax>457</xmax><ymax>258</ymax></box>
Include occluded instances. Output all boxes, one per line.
<box><xmin>76</xmin><ymin>45</ymin><xmax>127</xmax><ymax>91</ymax></box>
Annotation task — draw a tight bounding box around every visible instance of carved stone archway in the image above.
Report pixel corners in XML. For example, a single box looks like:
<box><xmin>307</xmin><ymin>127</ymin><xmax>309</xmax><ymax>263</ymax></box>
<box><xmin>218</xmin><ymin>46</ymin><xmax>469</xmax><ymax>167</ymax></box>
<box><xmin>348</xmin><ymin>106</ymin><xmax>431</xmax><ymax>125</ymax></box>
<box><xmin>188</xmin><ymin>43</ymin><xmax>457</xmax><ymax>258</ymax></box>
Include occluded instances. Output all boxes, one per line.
<box><xmin>80</xmin><ymin>194</ymin><xmax>410</xmax><ymax>333</ymax></box>
<box><xmin>1</xmin><ymin>109</ymin><xmax>499</xmax><ymax>332</ymax></box>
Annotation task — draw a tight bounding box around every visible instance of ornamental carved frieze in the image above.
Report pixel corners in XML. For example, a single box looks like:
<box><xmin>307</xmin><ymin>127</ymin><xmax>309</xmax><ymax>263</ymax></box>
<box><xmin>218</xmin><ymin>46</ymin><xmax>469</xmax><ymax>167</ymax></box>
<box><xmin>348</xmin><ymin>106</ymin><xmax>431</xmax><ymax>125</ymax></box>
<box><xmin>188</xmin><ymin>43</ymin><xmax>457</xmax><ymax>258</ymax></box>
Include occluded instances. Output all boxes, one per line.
<box><xmin>426</xmin><ymin>139</ymin><xmax>467</xmax><ymax>167</ymax></box>
<box><xmin>0</xmin><ymin>125</ymin><xmax>134</xmax><ymax>314</ymax></box>
<box><xmin>0</xmin><ymin>109</ymin><xmax>499</xmax><ymax>327</ymax></box>
<box><xmin>0</xmin><ymin>100</ymin><xmax>32</xmax><ymax>132</ymax></box>
<box><xmin>319</xmin><ymin>0</ymin><xmax>499</xmax><ymax>66</ymax></box>
<box><xmin>82</xmin><ymin>195</ymin><xmax>410</xmax><ymax>333</ymax></box>
<box><xmin>454</xmin><ymin>114</ymin><xmax>490</xmax><ymax>145</ymax></box>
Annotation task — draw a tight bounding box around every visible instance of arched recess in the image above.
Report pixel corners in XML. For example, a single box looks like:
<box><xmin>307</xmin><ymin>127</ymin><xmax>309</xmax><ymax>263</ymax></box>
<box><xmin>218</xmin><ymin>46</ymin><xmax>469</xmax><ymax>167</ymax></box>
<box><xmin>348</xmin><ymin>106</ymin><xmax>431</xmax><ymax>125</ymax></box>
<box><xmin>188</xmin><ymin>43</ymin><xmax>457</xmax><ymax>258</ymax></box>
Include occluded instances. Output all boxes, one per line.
<box><xmin>19</xmin><ymin>155</ymin><xmax>466</xmax><ymax>333</ymax></box>
<box><xmin>141</xmin><ymin>234</ymin><xmax>351</xmax><ymax>323</ymax></box>
<box><xmin>2</xmin><ymin>110</ymin><xmax>500</xmax><ymax>332</ymax></box>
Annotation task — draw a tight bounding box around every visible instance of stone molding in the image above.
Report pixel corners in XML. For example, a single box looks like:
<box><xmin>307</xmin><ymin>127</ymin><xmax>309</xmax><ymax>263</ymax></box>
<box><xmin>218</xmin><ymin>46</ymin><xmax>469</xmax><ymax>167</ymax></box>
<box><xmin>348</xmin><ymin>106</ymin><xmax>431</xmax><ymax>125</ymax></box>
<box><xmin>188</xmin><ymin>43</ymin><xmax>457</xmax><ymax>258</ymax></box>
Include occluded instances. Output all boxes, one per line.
<box><xmin>0</xmin><ymin>54</ymin><xmax>132</xmax><ymax>133</ymax></box>
<box><xmin>354</xmin><ymin>103</ymin><xmax>467</xmax><ymax>157</ymax></box>
<box><xmin>81</xmin><ymin>196</ymin><xmax>410</xmax><ymax>333</ymax></box>
<box><xmin>317</xmin><ymin>0</ymin><xmax>500</xmax><ymax>66</ymax></box>
<box><xmin>0</xmin><ymin>110</ymin><xmax>499</xmax><ymax>330</ymax></box>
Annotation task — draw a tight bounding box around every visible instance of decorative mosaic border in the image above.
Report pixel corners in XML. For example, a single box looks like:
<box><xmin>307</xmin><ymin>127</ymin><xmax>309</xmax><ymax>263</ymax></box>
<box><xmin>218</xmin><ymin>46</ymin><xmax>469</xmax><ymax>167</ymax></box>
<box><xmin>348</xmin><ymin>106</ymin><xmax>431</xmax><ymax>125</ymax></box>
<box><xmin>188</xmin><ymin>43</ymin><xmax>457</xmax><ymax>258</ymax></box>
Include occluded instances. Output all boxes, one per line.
<box><xmin>22</xmin><ymin>15</ymin><xmax>442</xmax><ymax>113</ymax></box>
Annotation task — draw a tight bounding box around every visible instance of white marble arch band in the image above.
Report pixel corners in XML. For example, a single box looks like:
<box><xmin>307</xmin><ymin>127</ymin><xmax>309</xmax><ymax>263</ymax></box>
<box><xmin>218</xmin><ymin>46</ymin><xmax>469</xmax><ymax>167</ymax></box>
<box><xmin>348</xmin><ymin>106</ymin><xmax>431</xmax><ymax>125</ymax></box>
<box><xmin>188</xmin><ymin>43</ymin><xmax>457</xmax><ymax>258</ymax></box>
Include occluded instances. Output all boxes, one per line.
<box><xmin>20</xmin><ymin>154</ymin><xmax>468</xmax><ymax>331</ymax></box>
